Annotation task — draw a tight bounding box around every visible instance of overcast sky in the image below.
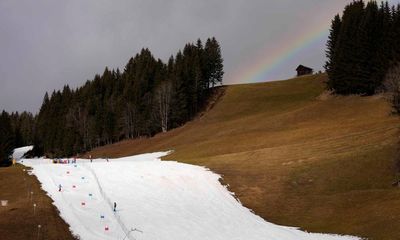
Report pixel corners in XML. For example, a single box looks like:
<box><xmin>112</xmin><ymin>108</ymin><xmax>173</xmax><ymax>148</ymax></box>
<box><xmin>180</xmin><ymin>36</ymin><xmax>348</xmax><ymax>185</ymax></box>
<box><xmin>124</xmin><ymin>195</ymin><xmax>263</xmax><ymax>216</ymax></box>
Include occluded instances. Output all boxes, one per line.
<box><xmin>1</xmin><ymin>0</ymin><xmax>392</xmax><ymax>113</ymax></box>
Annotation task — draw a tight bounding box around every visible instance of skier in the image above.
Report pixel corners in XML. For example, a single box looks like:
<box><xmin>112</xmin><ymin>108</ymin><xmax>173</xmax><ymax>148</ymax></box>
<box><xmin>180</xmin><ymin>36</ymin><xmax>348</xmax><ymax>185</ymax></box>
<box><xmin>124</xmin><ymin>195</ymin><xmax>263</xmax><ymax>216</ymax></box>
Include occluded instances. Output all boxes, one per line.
<box><xmin>113</xmin><ymin>202</ymin><xmax>117</xmax><ymax>212</ymax></box>
<box><xmin>58</xmin><ymin>184</ymin><xmax>62</xmax><ymax>192</ymax></box>
<box><xmin>90</xmin><ymin>155</ymin><xmax>92</xmax><ymax>163</ymax></box>
<box><xmin>106</xmin><ymin>157</ymin><xmax>109</xmax><ymax>162</ymax></box>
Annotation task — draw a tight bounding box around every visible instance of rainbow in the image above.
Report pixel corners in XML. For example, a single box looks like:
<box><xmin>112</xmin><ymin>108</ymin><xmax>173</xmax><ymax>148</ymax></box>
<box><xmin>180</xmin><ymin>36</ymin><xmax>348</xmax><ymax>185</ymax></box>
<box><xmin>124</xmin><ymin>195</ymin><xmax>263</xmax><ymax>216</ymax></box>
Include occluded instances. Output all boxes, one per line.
<box><xmin>229</xmin><ymin>2</ymin><xmax>348</xmax><ymax>84</ymax></box>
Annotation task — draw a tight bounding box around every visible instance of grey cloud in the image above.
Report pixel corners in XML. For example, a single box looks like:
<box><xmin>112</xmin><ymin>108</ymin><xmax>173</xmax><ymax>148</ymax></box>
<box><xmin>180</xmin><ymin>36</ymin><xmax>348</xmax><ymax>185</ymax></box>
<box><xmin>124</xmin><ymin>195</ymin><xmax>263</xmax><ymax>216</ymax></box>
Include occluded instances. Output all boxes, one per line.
<box><xmin>1</xmin><ymin>0</ymin><xmax>363</xmax><ymax>112</ymax></box>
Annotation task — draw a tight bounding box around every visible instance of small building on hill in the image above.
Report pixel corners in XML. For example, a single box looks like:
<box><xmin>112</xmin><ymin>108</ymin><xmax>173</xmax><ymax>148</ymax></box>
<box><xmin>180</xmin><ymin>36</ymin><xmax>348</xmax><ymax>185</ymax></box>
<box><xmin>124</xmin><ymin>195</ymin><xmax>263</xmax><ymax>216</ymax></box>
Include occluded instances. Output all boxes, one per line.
<box><xmin>296</xmin><ymin>65</ymin><xmax>313</xmax><ymax>76</ymax></box>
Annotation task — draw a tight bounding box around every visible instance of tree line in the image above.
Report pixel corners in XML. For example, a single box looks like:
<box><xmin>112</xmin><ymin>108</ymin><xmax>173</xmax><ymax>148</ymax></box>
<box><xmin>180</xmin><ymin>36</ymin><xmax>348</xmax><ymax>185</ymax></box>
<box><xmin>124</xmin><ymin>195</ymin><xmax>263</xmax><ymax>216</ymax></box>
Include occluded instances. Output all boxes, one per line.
<box><xmin>0</xmin><ymin>111</ymin><xmax>35</xmax><ymax>166</ymax></box>
<box><xmin>0</xmin><ymin>37</ymin><xmax>223</xmax><ymax>162</ymax></box>
<box><xmin>325</xmin><ymin>0</ymin><xmax>400</xmax><ymax>95</ymax></box>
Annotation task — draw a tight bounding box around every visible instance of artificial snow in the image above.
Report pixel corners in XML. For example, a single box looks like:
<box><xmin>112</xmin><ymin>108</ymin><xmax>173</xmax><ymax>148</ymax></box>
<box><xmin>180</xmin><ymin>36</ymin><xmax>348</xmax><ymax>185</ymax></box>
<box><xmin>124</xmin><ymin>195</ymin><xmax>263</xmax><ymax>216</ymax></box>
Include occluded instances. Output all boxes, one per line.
<box><xmin>12</xmin><ymin>145</ymin><xmax>33</xmax><ymax>160</ymax></box>
<box><xmin>19</xmin><ymin>150</ymin><xmax>360</xmax><ymax>240</ymax></box>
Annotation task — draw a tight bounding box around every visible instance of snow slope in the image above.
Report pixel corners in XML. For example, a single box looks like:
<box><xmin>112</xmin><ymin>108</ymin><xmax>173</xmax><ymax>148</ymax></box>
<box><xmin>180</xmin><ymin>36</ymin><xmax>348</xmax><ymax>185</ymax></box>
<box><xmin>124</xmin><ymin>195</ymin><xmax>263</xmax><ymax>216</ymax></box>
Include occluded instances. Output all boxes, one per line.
<box><xmin>21</xmin><ymin>152</ymin><xmax>360</xmax><ymax>240</ymax></box>
<box><xmin>12</xmin><ymin>145</ymin><xmax>33</xmax><ymax>159</ymax></box>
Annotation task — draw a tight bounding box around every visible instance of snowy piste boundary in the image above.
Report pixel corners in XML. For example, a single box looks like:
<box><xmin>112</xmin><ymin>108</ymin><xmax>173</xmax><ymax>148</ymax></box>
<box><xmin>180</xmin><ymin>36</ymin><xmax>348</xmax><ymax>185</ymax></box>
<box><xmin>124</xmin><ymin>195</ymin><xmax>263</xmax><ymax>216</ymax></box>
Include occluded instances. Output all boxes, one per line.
<box><xmin>12</xmin><ymin>145</ymin><xmax>33</xmax><ymax>160</ymax></box>
<box><xmin>19</xmin><ymin>150</ymin><xmax>360</xmax><ymax>240</ymax></box>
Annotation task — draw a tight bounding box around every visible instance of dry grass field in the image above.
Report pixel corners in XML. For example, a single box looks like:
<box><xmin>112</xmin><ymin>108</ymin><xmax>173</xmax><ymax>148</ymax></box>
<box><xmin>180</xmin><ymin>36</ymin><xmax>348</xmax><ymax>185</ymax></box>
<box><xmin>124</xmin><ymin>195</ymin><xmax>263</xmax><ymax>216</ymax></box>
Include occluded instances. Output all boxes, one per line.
<box><xmin>0</xmin><ymin>165</ymin><xmax>75</xmax><ymax>240</ymax></box>
<box><xmin>88</xmin><ymin>74</ymin><xmax>400</xmax><ymax>239</ymax></box>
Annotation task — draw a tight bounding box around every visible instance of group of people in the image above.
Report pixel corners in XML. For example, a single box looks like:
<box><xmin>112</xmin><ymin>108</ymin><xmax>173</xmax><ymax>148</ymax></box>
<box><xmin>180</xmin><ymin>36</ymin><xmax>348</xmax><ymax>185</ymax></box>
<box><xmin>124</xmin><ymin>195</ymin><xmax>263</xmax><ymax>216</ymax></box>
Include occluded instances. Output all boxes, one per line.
<box><xmin>58</xmin><ymin>184</ymin><xmax>117</xmax><ymax>212</ymax></box>
<box><xmin>53</xmin><ymin>157</ymin><xmax>77</xmax><ymax>164</ymax></box>
<box><xmin>89</xmin><ymin>155</ymin><xmax>110</xmax><ymax>163</ymax></box>
<box><xmin>57</xmin><ymin>156</ymin><xmax>117</xmax><ymax>215</ymax></box>
<box><xmin>52</xmin><ymin>156</ymin><xmax>111</xmax><ymax>164</ymax></box>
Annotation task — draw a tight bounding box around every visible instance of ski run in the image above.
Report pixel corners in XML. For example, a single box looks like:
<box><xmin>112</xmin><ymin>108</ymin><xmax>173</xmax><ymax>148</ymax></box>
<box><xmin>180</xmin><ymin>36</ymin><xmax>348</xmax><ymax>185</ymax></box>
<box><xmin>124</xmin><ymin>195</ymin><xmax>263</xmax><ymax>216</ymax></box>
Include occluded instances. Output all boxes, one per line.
<box><xmin>15</xmin><ymin>147</ymin><xmax>360</xmax><ymax>240</ymax></box>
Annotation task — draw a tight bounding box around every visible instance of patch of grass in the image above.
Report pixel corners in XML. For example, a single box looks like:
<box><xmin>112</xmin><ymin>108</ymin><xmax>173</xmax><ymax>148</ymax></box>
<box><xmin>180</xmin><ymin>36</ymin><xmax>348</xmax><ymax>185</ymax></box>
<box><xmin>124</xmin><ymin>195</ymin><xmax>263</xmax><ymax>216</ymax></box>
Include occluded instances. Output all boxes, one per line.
<box><xmin>89</xmin><ymin>74</ymin><xmax>400</xmax><ymax>239</ymax></box>
<box><xmin>0</xmin><ymin>165</ymin><xmax>76</xmax><ymax>240</ymax></box>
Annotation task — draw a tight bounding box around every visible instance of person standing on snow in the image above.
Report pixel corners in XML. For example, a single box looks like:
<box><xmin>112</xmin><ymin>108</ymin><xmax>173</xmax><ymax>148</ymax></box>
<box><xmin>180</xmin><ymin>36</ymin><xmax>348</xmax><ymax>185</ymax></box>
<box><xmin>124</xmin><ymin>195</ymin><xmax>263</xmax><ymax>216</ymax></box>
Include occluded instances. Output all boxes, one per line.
<box><xmin>113</xmin><ymin>202</ymin><xmax>117</xmax><ymax>212</ymax></box>
<box><xmin>58</xmin><ymin>184</ymin><xmax>62</xmax><ymax>192</ymax></box>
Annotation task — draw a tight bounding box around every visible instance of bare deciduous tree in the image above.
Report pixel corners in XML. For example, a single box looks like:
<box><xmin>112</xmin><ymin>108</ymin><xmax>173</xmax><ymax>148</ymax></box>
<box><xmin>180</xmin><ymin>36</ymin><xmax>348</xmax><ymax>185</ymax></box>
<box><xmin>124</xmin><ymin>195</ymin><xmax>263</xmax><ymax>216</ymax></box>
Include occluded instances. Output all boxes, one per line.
<box><xmin>66</xmin><ymin>105</ymin><xmax>89</xmax><ymax>150</ymax></box>
<box><xmin>384</xmin><ymin>63</ymin><xmax>400</xmax><ymax>114</ymax></box>
<box><xmin>385</xmin><ymin>63</ymin><xmax>400</xmax><ymax>183</ymax></box>
<box><xmin>123</xmin><ymin>102</ymin><xmax>137</xmax><ymax>139</ymax></box>
<box><xmin>155</xmin><ymin>81</ymin><xmax>172</xmax><ymax>132</ymax></box>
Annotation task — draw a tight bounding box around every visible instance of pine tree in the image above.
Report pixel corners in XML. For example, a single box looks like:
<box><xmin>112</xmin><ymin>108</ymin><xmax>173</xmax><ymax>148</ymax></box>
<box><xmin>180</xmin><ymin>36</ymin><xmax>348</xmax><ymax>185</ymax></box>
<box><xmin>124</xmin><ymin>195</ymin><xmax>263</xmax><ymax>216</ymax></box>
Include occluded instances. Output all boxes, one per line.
<box><xmin>170</xmin><ymin>50</ymin><xmax>189</xmax><ymax>126</ymax></box>
<box><xmin>205</xmin><ymin>38</ymin><xmax>224</xmax><ymax>88</ymax></box>
<box><xmin>391</xmin><ymin>5</ymin><xmax>400</xmax><ymax>64</ymax></box>
<box><xmin>358</xmin><ymin>1</ymin><xmax>380</xmax><ymax>94</ymax></box>
<box><xmin>328</xmin><ymin>1</ymin><xmax>367</xmax><ymax>94</ymax></box>
<box><xmin>325</xmin><ymin>14</ymin><xmax>342</xmax><ymax>87</ymax></box>
<box><xmin>0</xmin><ymin>111</ymin><xmax>14</xmax><ymax>166</ymax></box>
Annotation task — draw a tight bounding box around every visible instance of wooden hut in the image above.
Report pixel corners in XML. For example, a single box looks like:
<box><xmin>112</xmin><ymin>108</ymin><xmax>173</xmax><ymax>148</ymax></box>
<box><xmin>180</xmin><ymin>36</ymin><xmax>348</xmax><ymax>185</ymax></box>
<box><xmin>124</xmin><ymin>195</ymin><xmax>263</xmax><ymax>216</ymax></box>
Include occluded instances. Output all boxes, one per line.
<box><xmin>296</xmin><ymin>65</ymin><xmax>313</xmax><ymax>76</ymax></box>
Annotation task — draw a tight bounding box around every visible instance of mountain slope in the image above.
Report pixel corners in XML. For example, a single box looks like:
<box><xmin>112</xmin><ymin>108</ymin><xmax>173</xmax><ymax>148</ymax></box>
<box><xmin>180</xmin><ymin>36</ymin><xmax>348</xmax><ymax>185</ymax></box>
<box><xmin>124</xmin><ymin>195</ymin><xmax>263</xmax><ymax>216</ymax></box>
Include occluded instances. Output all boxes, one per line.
<box><xmin>89</xmin><ymin>74</ymin><xmax>400</xmax><ymax>239</ymax></box>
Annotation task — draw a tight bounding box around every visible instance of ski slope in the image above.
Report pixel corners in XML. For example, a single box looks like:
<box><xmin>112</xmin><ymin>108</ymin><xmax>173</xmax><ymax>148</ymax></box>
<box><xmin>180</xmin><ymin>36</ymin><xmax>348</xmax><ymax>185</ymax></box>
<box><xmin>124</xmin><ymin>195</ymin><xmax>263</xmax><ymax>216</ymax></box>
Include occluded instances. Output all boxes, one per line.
<box><xmin>12</xmin><ymin>145</ymin><xmax>33</xmax><ymax>159</ymax></box>
<box><xmin>20</xmin><ymin>151</ymin><xmax>360</xmax><ymax>240</ymax></box>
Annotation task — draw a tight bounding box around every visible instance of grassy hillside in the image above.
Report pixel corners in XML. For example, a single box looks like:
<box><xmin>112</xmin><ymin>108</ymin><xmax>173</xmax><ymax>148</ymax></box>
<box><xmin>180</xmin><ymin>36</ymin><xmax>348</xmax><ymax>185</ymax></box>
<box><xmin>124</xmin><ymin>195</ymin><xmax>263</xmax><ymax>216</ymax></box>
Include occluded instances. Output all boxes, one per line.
<box><xmin>89</xmin><ymin>74</ymin><xmax>400</xmax><ymax>239</ymax></box>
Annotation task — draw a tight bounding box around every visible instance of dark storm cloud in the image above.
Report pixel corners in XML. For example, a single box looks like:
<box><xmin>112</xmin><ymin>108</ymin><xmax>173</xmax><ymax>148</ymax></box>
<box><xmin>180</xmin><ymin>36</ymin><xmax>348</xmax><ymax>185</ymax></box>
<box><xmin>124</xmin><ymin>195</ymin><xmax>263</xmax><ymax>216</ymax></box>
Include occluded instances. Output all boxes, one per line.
<box><xmin>1</xmin><ymin>0</ymin><xmax>356</xmax><ymax>112</ymax></box>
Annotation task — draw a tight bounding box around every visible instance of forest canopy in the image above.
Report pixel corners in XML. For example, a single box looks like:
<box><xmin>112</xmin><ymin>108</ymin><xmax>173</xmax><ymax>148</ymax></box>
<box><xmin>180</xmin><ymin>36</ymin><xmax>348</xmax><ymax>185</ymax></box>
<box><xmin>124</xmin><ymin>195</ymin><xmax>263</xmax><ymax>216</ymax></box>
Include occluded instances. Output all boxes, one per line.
<box><xmin>0</xmin><ymin>37</ymin><xmax>224</xmax><ymax>159</ymax></box>
<box><xmin>325</xmin><ymin>0</ymin><xmax>400</xmax><ymax>95</ymax></box>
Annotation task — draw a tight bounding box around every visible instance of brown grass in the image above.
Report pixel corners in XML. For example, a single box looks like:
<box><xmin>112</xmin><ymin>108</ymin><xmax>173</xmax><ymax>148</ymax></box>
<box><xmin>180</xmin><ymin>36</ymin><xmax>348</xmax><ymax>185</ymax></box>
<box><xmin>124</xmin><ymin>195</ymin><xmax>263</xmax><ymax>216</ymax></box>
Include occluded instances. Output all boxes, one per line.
<box><xmin>0</xmin><ymin>164</ymin><xmax>76</xmax><ymax>240</ymax></box>
<box><xmin>89</xmin><ymin>74</ymin><xmax>400</xmax><ymax>239</ymax></box>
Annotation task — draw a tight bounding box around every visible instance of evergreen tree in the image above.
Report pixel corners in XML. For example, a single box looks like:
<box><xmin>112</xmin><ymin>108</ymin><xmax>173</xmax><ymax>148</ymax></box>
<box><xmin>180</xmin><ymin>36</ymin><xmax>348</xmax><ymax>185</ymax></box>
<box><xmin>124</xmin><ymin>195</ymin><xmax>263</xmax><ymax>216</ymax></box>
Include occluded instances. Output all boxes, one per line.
<box><xmin>28</xmin><ymin>37</ymin><xmax>224</xmax><ymax>157</ymax></box>
<box><xmin>326</xmin><ymin>0</ymin><xmax>400</xmax><ymax>95</ymax></box>
<box><xmin>358</xmin><ymin>1</ymin><xmax>381</xmax><ymax>94</ymax></box>
<box><xmin>205</xmin><ymin>38</ymin><xmax>224</xmax><ymax>88</ymax></box>
<box><xmin>325</xmin><ymin>14</ymin><xmax>342</xmax><ymax>85</ymax></box>
<box><xmin>329</xmin><ymin>0</ymin><xmax>365</xmax><ymax>94</ymax></box>
<box><xmin>0</xmin><ymin>111</ymin><xmax>14</xmax><ymax>166</ymax></box>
